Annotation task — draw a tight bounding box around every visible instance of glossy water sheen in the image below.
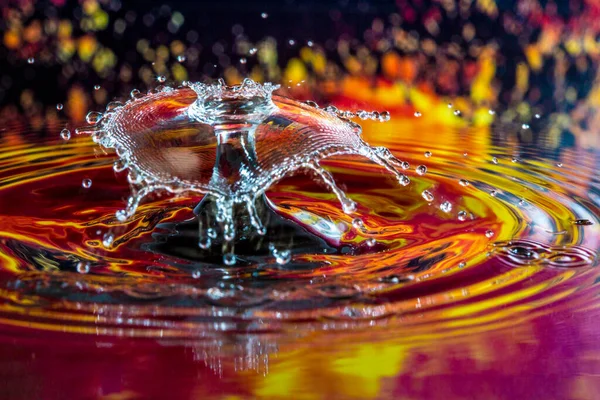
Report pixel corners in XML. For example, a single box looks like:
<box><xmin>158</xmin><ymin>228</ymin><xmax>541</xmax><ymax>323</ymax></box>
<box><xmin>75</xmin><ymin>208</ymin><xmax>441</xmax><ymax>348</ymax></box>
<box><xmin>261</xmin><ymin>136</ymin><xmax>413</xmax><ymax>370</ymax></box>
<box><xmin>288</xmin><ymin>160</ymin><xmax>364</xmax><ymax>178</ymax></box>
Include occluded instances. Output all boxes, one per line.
<box><xmin>0</xmin><ymin>111</ymin><xmax>599</xmax><ymax>399</ymax></box>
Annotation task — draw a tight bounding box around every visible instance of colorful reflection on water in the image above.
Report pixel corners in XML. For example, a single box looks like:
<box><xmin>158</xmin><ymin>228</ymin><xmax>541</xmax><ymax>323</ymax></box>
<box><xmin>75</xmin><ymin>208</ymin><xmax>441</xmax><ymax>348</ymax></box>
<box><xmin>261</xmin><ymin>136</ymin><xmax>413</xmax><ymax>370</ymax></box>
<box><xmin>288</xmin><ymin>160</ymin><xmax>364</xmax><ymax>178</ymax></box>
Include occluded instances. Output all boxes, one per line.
<box><xmin>0</xmin><ymin>109</ymin><xmax>599</xmax><ymax>398</ymax></box>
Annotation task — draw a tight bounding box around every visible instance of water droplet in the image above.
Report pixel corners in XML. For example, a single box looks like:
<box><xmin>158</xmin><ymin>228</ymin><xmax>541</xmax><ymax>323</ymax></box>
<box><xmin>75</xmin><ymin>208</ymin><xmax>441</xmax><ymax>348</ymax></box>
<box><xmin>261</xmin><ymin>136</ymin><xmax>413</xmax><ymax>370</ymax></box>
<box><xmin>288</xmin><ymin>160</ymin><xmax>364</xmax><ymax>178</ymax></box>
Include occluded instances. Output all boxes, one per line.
<box><xmin>379</xmin><ymin>111</ymin><xmax>390</xmax><ymax>122</ymax></box>
<box><xmin>485</xmin><ymin>230</ymin><xmax>494</xmax><ymax>238</ymax></box>
<box><xmin>366</xmin><ymin>238</ymin><xmax>377</xmax><ymax>247</ymax></box>
<box><xmin>288</xmin><ymin>39</ymin><xmax>296</xmax><ymax>46</ymax></box>
<box><xmin>115</xmin><ymin>210</ymin><xmax>128</xmax><ymax>222</ymax></box>
<box><xmin>207</xmin><ymin>228</ymin><xmax>217</xmax><ymax>239</ymax></box>
<box><xmin>522</xmin><ymin>123</ymin><xmax>530</xmax><ymax>129</ymax></box>
<box><xmin>177</xmin><ymin>54</ymin><xmax>186</xmax><ymax>62</ymax></box>
<box><xmin>261</xmin><ymin>12</ymin><xmax>268</xmax><ymax>18</ymax></box>
<box><xmin>459</xmin><ymin>179</ymin><xmax>469</xmax><ymax>187</ymax></box>
<box><xmin>463</xmin><ymin>152</ymin><xmax>468</xmax><ymax>157</ymax></box>
<box><xmin>416</xmin><ymin>165</ymin><xmax>427</xmax><ymax>175</ymax></box>
<box><xmin>249</xmin><ymin>48</ymin><xmax>258</xmax><ymax>55</ymax></box>
<box><xmin>573</xmin><ymin>219</ymin><xmax>593</xmax><ymax>226</ymax></box>
<box><xmin>424</xmin><ymin>151</ymin><xmax>432</xmax><ymax>158</ymax></box>
<box><xmin>458</xmin><ymin>211</ymin><xmax>467</xmax><ymax>221</ymax></box>
<box><xmin>422</xmin><ymin>190</ymin><xmax>434</xmax><ymax>202</ymax></box>
<box><xmin>85</xmin><ymin>111</ymin><xmax>103</xmax><ymax>125</ymax></box>
<box><xmin>192</xmin><ymin>270</ymin><xmax>201</xmax><ymax>279</ymax></box>
<box><xmin>458</xmin><ymin>262</ymin><xmax>466</xmax><ymax>268</ymax></box>
<box><xmin>157</xmin><ymin>75</ymin><xmax>166</xmax><ymax>83</ymax></box>
<box><xmin>27</xmin><ymin>57</ymin><xmax>35</xmax><ymax>64</ymax></box>
<box><xmin>82</xmin><ymin>178</ymin><xmax>92</xmax><ymax>188</ymax></box>
<box><xmin>508</xmin><ymin>246</ymin><xmax>538</xmax><ymax>259</ymax></box>
<box><xmin>60</xmin><ymin>128</ymin><xmax>71</xmax><ymax>141</ymax></box>
<box><xmin>447</xmin><ymin>103</ymin><xmax>453</xmax><ymax>108</ymax></box>
<box><xmin>76</xmin><ymin>262</ymin><xmax>90</xmax><ymax>274</ymax></box>
<box><xmin>453</xmin><ymin>109</ymin><xmax>461</xmax><ymax>116</ymax></box>
<box><xmin>440</xmin><ymin>201</ymin><xmax>452</xmax><ymax>213</ymax></box>
<box><xmin>511</xmin><ymin>157</ymin><xmax>518</xmax><ymax>163</ymax></box>
<box><xmin>488</xmin><ymin>109</ymin><xmax>496</xmax><ymax>115</ymax></box>
<box><xmin>352</xmin><ymin>218</ymin><xmax>365</xmax><ymax>230</ymax></box>
<box><xmin>399</xmin><ymin>175</ymin><xmax>410</xmax><ymax>186</ymax></box>
<box><xmin>102</xmin><ymin>233</ymin><xmax>114</xmax><ymax>248</ymax></box>
<box><xmin>492</xmin><ymin>157</ymin><xmax>498</xmax><ymax>164</ymax></box>
<box><xmin>198</xmin><ymin>237</ymin><xmax>211</xmax><ymax>249</ymax></box>
<box><xmin>307</xmin><ymin>40</ymin><xmax>314</xmax><ymax>47</ymax></box>
<box><xmin>223</xmin><ymin>254</ymin><xmax>236</xmax><ymax>265</ymax></box>
<box><xmin>535</xmin><ymin>113</ymin><xmax>541</xmax><ymax>119</ymax></box>
<box><xmin>239</xmin><ymin>57</ymin><xmax>247</xmax><ymax>64</ymax></box>
<box><xmin>358</xmin><ymin>110</ymin><xmax>370</xmax><ymax>120</ymax></box>
<box><xmin>273</xmin><ymin>248</ymin><xmax>291</xmax><ymax>265</ymax></box>
<box><xmin>556</xmin><ymin>162</ymin><xmax>563</xmax><ymax>168</ymax></box>
<box><xmin>400</xmin><ymin>161</ymin><xmax>410</xmax><ymax>170</ymax></box>
<box><xmin>56</xmin><ymin>103</ymin><xmax>64</xmax><ymax>111</ymax></box>
<box><xmin>130</xmin><ymin>89</ymin><xmax>141</xmax><ymax>99</ymax></box>
<box><xmin>490</xmin><ymin>190</ymin><xmax>497</xmax><ymax>197</ymax></box>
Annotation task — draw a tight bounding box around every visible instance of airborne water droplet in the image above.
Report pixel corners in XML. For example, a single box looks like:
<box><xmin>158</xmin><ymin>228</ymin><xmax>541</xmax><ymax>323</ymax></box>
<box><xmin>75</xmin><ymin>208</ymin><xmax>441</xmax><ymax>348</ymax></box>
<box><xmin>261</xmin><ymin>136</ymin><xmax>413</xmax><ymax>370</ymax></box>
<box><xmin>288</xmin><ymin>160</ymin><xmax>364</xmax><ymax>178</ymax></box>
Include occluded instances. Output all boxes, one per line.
<box><xmin>76</xmin><ymin>262</ymin><xmax>90</xmax><ymax>274</ymax></box>
<box><xmin>422</xmin><ymin>190</ymin><xmax>434</xmax><ymax>202</ymax></box>
<box><xmin>239</xmin><ymin>57</ymin><xmax>247</xmax><ymax>64</ymax></box>
<box><xmin>424</xmin><ymin>151</ymin><xmax>432</xmax><ymax>158</ymax></box>
<box><xmin>488</xmin><ymin>109</ymin><xmax>496</xmax><ymax>115</ymax></box>
<box><xmin>556</xmin><ymin>162</ymin><xmax>563</xmax><ymax>168</ymax></box>
<box><xmin>198</xmin><ymin>237</ymin><xmax>211</xmax><ymax>249</ymax></box>
<box><xmin>379</xmin><ymin>111</ymin><xmax>390</xmax><ymax>122</ymax></box>
<box><xmin>272</xmin><ymin>248</ymin><xmax>291</xmax><ymax>265</ymax></box>
<box><xmin>261</xmin><ymin>12</ymin><xmax>268</xmax><ymax>18</ymax></box>
<box><xmin>102</xmin><ymin>233</ymin><xmax>114</xmax><ymax>248</ymax></box>
<box><xmin>60</xmin><ymin>128</ymin><xmax>71</xmax><ymax>141</ymax></box>
<box><xmin>94</xmin><ymin>85</ymin><xmax>101</xmax><ymax>91</ymax></box>
<box><xmin>86</xmin><ymin>111</ymin><xmax>103</xmax><ymax>125</ymax></box>
<box><xmin>440</xmin><ymin>201</ymin><xmax>452</xmax><ymax>213</ymax></box>
<box><xmin>352</xmin><ymin>218</ymin><xmax>365</xmax><ymax>230</ymax></box>
<box><xmin>522</xmin><ymin>123</ymin><xmax>530</xmax><ymax>129</ymax></box>
<box><xmin>416</xmin><ymin>165</ymin><xmax>427</xmax><ymax>175</ymax></box>
<box><xmin>248</xmin><ymin>48</ymin><xmax>258</xmax><ymax>55</ymax></box>
<box><xmin>223</xmin><ymin>254</ymin><xmax>237</xmax><ymax>265</ymax></box>
<box><xmin>177</xmin><ymin>54</ymin><xmax>186</xmax><ymax>62</ymax></box>
<box><xmin>157</xmin><ymin>75</ymin><xmax>166</xmax><ymax>83</ymax></box>
<box><xmin>453</xmin><ymin>109</ymin><xmax>461</xmax><ymax>116</ymax></box>
<box><xmin>56</xmin><ymin>103</ymin><xmax>64</xmax><ymax>111</ymax></box>
<box><xmin>82</xmin><ymin>178</ymin><xmax>92</xmax><ymax>188</ymax></box>
<box><xmin>192</xmin><ymin>270</ymin><xmax>201</xmax><ymax>279</ymax></box>
<box><xmin>27</xmin><ymin>57</ymin><xmax>35</xmax><ymax>64</ymax></box>
<box><xmin>130</xmin><ymin>89</ymin><xmax>141</xmax><ymax>99</ymax></box>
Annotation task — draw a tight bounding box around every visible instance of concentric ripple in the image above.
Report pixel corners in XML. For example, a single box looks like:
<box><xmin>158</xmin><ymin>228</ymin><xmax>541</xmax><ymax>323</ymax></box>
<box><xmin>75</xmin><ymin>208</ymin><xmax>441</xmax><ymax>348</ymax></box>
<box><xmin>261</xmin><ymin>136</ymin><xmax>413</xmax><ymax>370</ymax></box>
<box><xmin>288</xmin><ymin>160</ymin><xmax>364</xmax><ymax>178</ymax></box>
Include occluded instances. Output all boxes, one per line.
<box><xmin>0</xmin><ymin>115</ymin><xmax>598</xmax><ymax>341</ymax></box>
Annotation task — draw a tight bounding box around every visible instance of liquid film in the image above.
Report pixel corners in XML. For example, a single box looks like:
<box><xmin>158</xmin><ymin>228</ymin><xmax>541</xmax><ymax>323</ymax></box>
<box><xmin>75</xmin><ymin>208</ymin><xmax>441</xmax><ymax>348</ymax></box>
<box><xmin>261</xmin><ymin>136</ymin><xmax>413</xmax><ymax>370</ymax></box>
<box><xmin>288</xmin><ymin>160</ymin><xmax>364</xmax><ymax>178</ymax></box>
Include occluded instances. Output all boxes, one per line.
<box><xmin>77</xmin><ymin>79</ymin><xmax>406</xmax><ymax>255</ymax></box>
